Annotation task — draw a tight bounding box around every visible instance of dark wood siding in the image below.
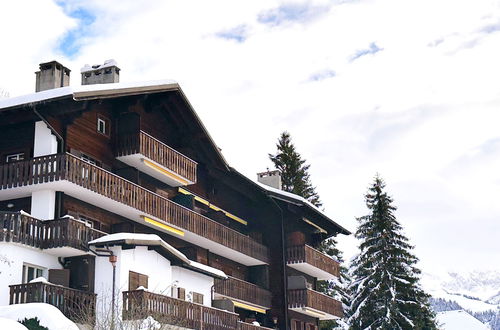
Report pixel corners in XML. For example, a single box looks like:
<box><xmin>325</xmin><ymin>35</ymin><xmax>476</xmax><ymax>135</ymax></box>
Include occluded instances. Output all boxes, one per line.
<box><xmin>66</xmin><ymin>107</ymin><xmax>114</xmax><ymax>167</ymax></box>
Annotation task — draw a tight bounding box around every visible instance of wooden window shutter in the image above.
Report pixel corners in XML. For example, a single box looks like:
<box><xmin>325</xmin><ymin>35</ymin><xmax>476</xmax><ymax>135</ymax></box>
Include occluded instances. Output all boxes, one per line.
<box><xmin>129</xmin><ymin>271</ymin><xmax>148</xmax><ymax>291</ymax></box>
<box><xmin>48</xmin><ymin>269</ymin><xmax>70</xmax><ymax>287</ymax></box>
<box><xmin>177</xmin><ymin>287</ymin><xmax>186</xmax><ymax>300</ymax></box>
<box><xmin>192</xmin><ymin>292</ymin><xmax>204</xmax><ymax>304</ymax></box>
<box><xmin>138</xmin><ymin>273</ymin><xmax>148</xmax><ymax>289</ymax></box>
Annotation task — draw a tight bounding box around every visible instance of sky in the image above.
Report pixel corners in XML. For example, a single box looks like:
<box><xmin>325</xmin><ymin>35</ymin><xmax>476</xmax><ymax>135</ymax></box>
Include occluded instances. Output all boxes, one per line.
<box><xmin>1</xmin><ymin>0</ymin><xmax>499</xmax><ymax>273</ymax></box>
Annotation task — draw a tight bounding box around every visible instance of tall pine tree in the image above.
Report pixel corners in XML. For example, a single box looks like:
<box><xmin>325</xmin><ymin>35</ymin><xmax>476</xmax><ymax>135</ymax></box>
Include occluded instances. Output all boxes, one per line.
<box><xmin>269</xmin><ymin>132</ymin><xmax>350</xmax><ymax>328</ymax></box>
<box><xmin>269</xmin><ymin>131</ymin><xmax>322</xmax><ymax>208</ymax></box>
<box><xmin>348</xmin><ymin>175</ymin><xmax>437</xmax><ymax>330</ymax></box>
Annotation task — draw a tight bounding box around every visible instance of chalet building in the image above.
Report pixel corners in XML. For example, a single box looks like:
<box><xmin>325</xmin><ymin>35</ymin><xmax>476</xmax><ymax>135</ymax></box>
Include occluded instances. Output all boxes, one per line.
<box><xmin>0</xmin><ymin>60</ymin><xmax>350</xmax><ymax>329</ymax></box>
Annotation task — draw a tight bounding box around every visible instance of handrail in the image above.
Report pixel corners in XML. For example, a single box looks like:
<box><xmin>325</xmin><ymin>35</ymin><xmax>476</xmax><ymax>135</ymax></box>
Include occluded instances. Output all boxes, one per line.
<box><xmin>288</xmin><ymin>288</ymin><xmax>343</xmax><ymax>317</ymax></box>
<box><xmin>214</xmin><ymin>276</ymin><xmax>272</xmax><ymax>308</ymax></box>
<box><xmin>123</xmin><ymin>289</ymin><xmax>238</xmax><ymax>329</ymax></box>
<box><xmin>287</xmin><ymin>244</ymin><xmax>339</xmax><ymax>277</ymax></box>
<box><xmin>0</xmin><ymin>154</ymin><xmax>269</xmax><ymax>263</ymax></box>
<box><xmin>116</xmin><ymin>130</ymin><xmax>197</xmax><ymax>182</ymax></box>
<box><xmin>9</xmin><ymin>282</ymin><xmax>96</xmax><ymax>323</ymax></box>
<box><xmin>0</xmin><ymin>211</ymin><xmax>105</xmax><ymax>250</ymax></box>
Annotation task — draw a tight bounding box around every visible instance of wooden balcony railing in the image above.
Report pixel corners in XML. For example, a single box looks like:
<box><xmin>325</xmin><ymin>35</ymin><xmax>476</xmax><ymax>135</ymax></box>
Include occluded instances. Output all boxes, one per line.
<box><xmin>237</xmin><ymin>321</ymin><xmax>274</xmax><ymax>330</ymax></box>
<box><xmin>0</xmin><ymin>212</ymin><xmax>105</xmax><ymax>251</ymax></box>
<box><xmin>288</xmin><ymin>289</ymin><xmax>343</xmax><ymax>318</ymax></box>
<box><xmin>287</xmin><ymin>245</ymin><xmax>340</xmax><ymax>278</ymax></box>
<box><xmin>123</xmin><ymin>290</ymin><xmax>238</xmax><ymax>329</ymax></box>
<box><xmin>116</xmin><ymin>130</ymin><xmax>197</xmax><ymax>183</ymax></box>
<box><xmin>10</xmin><ymin>282</ymin><xmax>96</xmax><ymax>323</ymax></box>
<box><xmin>0</xmin><ymin>154</ymin><xmax>269</xmax><ymax>263</ymax></box>
<box><xmin>214</xmin><ymin>276</ymin><xmax>272</xmax><ymax>308</ymax></box>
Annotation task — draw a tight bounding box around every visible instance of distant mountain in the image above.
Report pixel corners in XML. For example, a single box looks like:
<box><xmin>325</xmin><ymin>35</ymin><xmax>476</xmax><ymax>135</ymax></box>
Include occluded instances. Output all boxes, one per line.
<box><xmin>422</xmin><ymin>270</ymin><xmax>500</xmax><ymax>330</ymax></box>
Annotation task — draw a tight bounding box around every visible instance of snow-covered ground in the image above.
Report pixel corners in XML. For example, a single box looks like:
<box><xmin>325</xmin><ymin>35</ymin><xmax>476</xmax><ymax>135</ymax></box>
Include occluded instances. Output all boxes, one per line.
<box><xmin>0</xmin><ymin>317</ymin><xmax>28</xmax><ymax>329</ymax></box>
<box><xmin>0</xmin><ymin>303</ymin><xmax>78</xmax><ymax>330</ymax></box>
<box><xmin>437</xmin><ymin>310</ymin><xmax>490</xmax><ymax>330</ymax></box>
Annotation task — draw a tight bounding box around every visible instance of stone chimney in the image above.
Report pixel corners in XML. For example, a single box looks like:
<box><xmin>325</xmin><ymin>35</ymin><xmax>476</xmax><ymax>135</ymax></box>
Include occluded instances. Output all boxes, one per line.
<box><xmin>81</xmin><ymin>59</ymin><xmax>120</xmax><ymax>85</ymax></box>
<box><xmin>35</xmin><ymin>61</ymin><xmax>71</xmax><ymax>92</ymax></box>
<box><xmin>257</xmin><ymin>170</ymin><xmax>282</xmax><ymax>190</ymax></box>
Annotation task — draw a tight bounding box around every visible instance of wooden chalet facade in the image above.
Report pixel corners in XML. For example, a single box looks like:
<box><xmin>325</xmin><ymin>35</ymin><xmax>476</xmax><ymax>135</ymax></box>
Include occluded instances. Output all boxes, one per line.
<box><xmin>0</xmin><ymin>61</ymin><xmax>350</xmax><ymax>329</ymax></box>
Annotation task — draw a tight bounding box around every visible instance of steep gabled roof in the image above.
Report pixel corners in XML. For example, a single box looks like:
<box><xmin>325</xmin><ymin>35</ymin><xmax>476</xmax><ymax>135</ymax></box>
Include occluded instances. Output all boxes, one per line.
<box><xmin>0</xmin><ymin>80</ymin><xmax>229</xmax><ymax>170</ymax></box>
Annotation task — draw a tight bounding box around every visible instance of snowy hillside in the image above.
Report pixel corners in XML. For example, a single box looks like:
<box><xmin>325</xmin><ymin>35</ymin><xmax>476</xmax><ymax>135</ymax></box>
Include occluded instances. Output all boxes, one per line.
<box><xmin>437</xmin><ymin>310</ymin><xmax>490</xmax><ymax>330</ymax></box>
<box><xmin>423</xmin><ymin>270</ymin><xmax>500</xmax><ymax>329</ymax></box>
<box><xmin>422</xmin><ymin>270</ymin><xmax>500</xmax><ymax>313</ymax></box>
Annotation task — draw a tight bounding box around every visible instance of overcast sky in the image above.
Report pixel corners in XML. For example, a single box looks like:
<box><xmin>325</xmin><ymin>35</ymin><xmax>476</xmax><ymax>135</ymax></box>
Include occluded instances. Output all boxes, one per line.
<box><xmin>1</xmin><ymin>0</ymin><xmax>499</xmax><ymax>273</ymax></box>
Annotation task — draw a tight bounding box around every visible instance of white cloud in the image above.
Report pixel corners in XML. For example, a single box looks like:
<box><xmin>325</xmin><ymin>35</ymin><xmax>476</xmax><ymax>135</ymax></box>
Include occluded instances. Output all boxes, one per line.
<box><xmin>1</xmin><ymin>0</ymin><xmax>500</xmax><ymax>272</ymax></box>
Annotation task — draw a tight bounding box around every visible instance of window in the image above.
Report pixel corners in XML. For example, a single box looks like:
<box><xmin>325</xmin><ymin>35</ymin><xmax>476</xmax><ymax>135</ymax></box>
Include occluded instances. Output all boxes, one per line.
<box><xmin>192</xmin><ymin>292</ymin><xmax>204</xmax><ymax>305</ymax></box>
<box><xmin>177</xmin><ymin>287</ymin><xmax>186</xmax><ymax>300</ymax></box>
<box><xmin>97</xmin><ymin>115</ymin><xmax>110</xmax><ymax>136</ymax></box>
<box><xmin>22</xmin><ymin>264</ymin><xmax>45</xmax><ymax>283</ymax></box>
<box><xmin>5</xmin><ymin>152</ymin><xmax>24</xmax><ymax>163</ymax></box>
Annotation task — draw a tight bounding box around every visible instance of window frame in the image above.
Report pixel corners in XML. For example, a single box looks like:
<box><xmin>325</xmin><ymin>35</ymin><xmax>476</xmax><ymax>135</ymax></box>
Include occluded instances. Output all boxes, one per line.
<box><xmin>22</xmin><ymin>263</ymin><xmax>45</xmax><ymax>284</ymax></box>
<box><xmin>96</xmin><ymin>115</ymin><xmax>110</xmax><ymax>136</ymax></box>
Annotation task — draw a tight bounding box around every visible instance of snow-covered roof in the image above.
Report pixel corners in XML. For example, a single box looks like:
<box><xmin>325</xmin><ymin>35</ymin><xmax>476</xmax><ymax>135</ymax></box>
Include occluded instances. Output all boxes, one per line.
<box><xmin>0</xmin><ymin>80</ymin><xmax>178</xmax><ymax>111</ymax></box>
<box><xmin>437</xmin><ymin>310</ymin><xmax>490</xmax><ymax>330</ymax></box>
<box><xmin>89</xmin><ymin>233</ymin><xmax>227</xmax><ymax>279</ymax></box>
<box><xmin>255</xmin><ymin>181</ymin><xmax>351</xmax><ymax>235</ymax></box>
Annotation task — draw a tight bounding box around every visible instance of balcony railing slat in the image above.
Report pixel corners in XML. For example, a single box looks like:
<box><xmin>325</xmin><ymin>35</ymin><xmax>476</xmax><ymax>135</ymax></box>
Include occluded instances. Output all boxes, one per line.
<box><xmin>287</xmin><ymin>245</ymin><xmax>339</xmax><ymax>278</ymax></box>
<box><xmin>123</xmin><ymin>289</ymin><xmax>238</xmax><ymax>329</ymax></box>
<box><xmin>9</xmin><ymin>282</ymin><xmax>96</xmax><ymax>323</ymax></box>
<box><xmin>0</xmin><ymin>154</ymin><xmax>269</xmax><ymax>263</ymax></box>
<box><xmin>116</xmin><ymin>131</ymin><xmax>197</xmax><ymax>183</ymax></box>
<box><xmin>288</xmin><ymin>288</ymin><xmax>343</xmax><ymax>318</ymax></box>
<box><xmin>0</xmin><ymin>212</ymin><xmax>105</xmax><ymax>251</ymax></box>
<box><xmin>214</xmin><ymin>276</ymin><xmax>272</xmax><ymax>308</ymax></box>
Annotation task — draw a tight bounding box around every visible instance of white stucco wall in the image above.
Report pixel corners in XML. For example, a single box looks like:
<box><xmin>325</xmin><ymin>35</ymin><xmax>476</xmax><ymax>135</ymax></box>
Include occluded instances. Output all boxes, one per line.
<box><xmin>0</xmin><ymin>243</ymin><xmax>62</xmax><ymax>306</ymax></box>
<box><xmin>171</xmin><ymin>266</ymin><xmax>214</xmax><ymax>307</ymax></box>
<box><xmin>30</xmin><ymin>190</ymin><xmax>56</xmax><ymax>220</ymax></box>
<box><xmin>93</xmin><ymin>245</ymin><xmax>216</xmax><ymax>324</ymax></box>
<box><xmin>33</xmin><ymin>121</ymin><xmax>58</xmax><ymax>157</ymax></box>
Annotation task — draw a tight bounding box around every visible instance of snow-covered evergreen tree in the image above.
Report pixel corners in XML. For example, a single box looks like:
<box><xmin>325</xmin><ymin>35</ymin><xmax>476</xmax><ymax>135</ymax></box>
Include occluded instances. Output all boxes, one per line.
<box><xmin>348</xmin><ymin>175</ymin><xmax>437</xmax><ymax>330</ymax></box>
<box><xmin>269</xmin><ymin>131</ymin><xmax>322</xmax><ymax>208</ymax></box>
<box><xmin>269</xmin><ymin>132</ymin><xmax>350</xmax><ymax>328</ymax></box>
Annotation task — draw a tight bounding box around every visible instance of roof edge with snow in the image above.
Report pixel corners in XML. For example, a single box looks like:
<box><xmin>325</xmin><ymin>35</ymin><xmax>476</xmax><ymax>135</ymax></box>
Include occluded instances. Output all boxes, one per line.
<box><xmin>89</xmin><ymin>233</ymin><xmax>227</xmax><ymax>279</ymax></box>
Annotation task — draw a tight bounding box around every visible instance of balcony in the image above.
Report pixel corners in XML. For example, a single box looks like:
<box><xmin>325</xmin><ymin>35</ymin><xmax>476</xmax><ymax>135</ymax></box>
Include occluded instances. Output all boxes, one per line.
<box><xmin>10</xmin><ymin>282</ymin><xmax>96</xmax><ymax>323</ymax></box>
<box><xmin>287</xmin><ymin>245</ymin><xmax>340</xmax><ymax>280</ymax></box>
<box><xmin>0</xmin><ymin>154</ymin><xmax>269</xmax><ymax>265</ymax></box>
<box><xmin>214</xmin><ymin>276</ymin><xmax>272</xmax><ymax>311</ymax></box>
<box><xmin>116</xmin><ymin>130</ymin><xmax>197</xmax><ymax>186</ymax></box>
<box><xmin>0</xmin><ymin>211</ymin><xmax>105</xmax><ymax>256</ymax></box>
<box><xmin>288</xmin><ymin>289</ymin><xmax>343</xmax><ymax>320</ymax></box>
<box><xmin>122</xmin><ymin>289</ymin><xmax>238</xmax><ymax>329</ymax></box>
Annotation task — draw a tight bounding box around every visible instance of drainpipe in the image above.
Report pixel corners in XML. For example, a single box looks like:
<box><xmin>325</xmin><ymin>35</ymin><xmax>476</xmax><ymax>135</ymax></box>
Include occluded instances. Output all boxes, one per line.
<box><xmin>33</xmin><ymin>106</ymin><xmax>65</xmax><ymax>153</ymax></box>
<box><xmin>89</xmin><ymin>246</ymin><xmax>117</xmax><ymax>329</ymax></box>
<box><xmin>268</xmin><ymin>197</ymin><xmax>289</xmax><ymax>330</ymax></box>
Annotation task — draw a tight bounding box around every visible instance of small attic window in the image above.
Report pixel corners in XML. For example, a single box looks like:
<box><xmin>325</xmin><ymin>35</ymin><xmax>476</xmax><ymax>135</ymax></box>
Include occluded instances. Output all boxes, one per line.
<box><xmin>94</xmin><ymin>70</ymin><xmax>102</xmax><ymax>76</ymax></box>
<box><xmin>104</xmin><ymin>68</ymin><xmax>112</xmax><ymax>74</ymax></box>
<box><xmin>97</xmin><ymin>115</ymin><xmax>110</xmax><ymax>136</ymax></box>
<box><xmin>84</xmin><ymin>72</ymin><xmax>91</xmax><ymax>78</ymax></box>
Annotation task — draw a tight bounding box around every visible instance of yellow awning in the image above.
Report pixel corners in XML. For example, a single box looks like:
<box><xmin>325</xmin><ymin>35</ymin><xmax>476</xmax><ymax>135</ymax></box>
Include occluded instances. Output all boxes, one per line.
<box><xmin>178</xmin><ymin>188</ymin><xmax>248</xmax><ymax>225</ymax></box>
<box><xmin>231</xmin><ymin>300</ymin><xmax>267</xmax><ymax>314</ymax></box>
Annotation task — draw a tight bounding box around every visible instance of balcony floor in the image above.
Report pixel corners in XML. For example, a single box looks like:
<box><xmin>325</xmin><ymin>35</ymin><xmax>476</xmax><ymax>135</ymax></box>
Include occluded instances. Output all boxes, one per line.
<box><xmin>0</xmin><ymin>181</ymin><xmax>265</xmax><ymax>266</ymax></box>
<box><xmin>287</xmin><ymin>262</ymin><xmax>336</xmax><ymax>281</ymax></box>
